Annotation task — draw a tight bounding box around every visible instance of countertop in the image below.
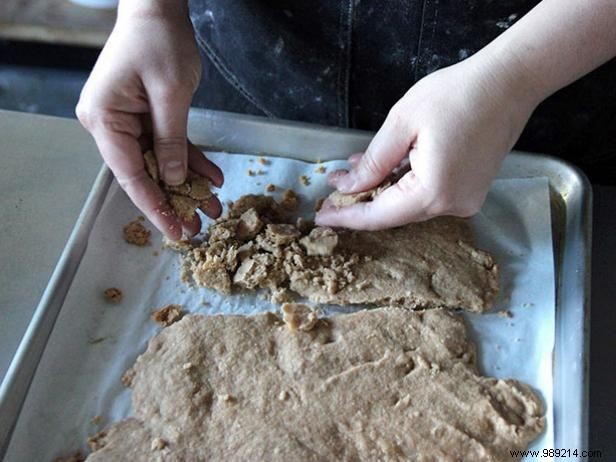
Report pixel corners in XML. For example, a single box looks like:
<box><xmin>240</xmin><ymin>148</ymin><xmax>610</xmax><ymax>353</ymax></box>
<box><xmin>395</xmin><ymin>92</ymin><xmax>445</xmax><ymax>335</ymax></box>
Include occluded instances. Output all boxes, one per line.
<box><xmin>0</xmin><ymin>109</ymin><xmax>613</xmax><ymax>457</ymax></box>
<box><xmin>0</xmin><ymin>110</ymin><xmax>100</xmax><ymax>378</ymax></box>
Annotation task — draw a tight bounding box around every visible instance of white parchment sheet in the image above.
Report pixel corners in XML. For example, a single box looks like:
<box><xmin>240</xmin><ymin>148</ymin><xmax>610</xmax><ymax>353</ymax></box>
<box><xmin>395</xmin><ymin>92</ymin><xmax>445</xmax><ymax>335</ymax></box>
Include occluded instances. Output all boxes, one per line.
<box><xmin>5</xmin><ymin>152</ymin><xmax>555</xmax><ymax>461</ymax></box>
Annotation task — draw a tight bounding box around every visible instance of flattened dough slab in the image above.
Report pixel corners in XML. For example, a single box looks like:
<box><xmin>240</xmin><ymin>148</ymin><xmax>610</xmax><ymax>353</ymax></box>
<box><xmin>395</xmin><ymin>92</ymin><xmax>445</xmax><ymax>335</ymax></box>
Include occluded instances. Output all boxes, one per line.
<box><xmin>296</xmin><ymin>217</ymin><xmax>499</xmax><ymax>313</ymax></box>
<box><xmin>86</xmin><ymin>308</ymin><xmax>544</xmax><ymax>461</ymax></box>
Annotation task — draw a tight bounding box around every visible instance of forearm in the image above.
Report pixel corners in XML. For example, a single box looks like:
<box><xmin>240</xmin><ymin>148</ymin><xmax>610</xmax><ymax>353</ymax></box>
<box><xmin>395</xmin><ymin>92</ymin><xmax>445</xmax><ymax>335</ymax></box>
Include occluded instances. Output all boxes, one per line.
<box><xmin>472</xmin><ymin>0</ymin><xmax>616</xmax><ymax>105</ymax></box>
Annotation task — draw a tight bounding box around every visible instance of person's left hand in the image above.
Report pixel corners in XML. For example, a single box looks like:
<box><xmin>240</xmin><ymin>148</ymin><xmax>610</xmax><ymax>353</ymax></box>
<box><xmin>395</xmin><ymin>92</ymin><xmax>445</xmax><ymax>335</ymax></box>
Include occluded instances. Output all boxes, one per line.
<box><xmin>315</xmin><ymin>55</ymin><xmax>539</xmax><ymax>230</ymax></box>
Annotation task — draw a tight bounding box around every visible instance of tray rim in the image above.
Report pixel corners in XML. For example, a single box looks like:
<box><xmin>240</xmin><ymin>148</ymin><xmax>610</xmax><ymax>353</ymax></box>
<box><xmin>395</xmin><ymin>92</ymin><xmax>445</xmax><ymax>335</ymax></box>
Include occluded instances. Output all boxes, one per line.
<box><xmin>0</xmin><ymin>108</ymin><xmax>591</xmax><ymax>460</ymax></box>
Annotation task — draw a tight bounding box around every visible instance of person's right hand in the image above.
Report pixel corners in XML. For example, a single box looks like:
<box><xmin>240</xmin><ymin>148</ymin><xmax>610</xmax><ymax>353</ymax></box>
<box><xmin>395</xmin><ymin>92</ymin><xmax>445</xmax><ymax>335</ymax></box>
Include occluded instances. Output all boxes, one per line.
<box><xmin>76</xmin><ymin>0</ymin><xmax>223</xmax><ymax>240</ymax></box>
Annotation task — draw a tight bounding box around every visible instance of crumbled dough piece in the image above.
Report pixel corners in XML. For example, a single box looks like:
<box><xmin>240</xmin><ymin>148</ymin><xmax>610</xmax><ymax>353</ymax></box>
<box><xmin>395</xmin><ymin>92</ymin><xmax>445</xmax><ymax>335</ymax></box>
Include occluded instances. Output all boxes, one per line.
<box><xmin>258</xmin><ymin>156</ymin><xmax>269</xmax><ymax>165</ymax></box>
<box><xmin>265</xmin><ymin>183</ymin><xmax>276</xmax><ymax>193</ymax></box>
<box><xmin>123</xmin><ymin>218</ymin><xmax>151</xmax><ymax>246</ymax></box>
<box><xmin>281</xmin><ymin>303</ymin><xmax>319</xmax><ymax>331</ymax></box>
<box><xmin>84</xmin><ymin>309</ymin><xmax>545</xmax><ymax>462</ymax></box>
<box><xmin>299</xmin><ymin>175</ymin><xmax>311</xmax><ymax>186</ymax></box>
<box><xmin>315</xmin><ymin>165</ymin><xmax>327</xmax><ymax>174</ymax></box>
<box><xmin>280</xmin><ymin>189</ymin><xmax>298</xmax><ymax>211</ymax></box>
<box><xmin>246</xmin><ymin>169</ymin><xmax>255</xmax><ymax>176</ymax></box>
<box><xmin>103</xmin><ymin>288</ymin><xmax>123</xmax><ymax>304</ymax></box>
<box><xmin>143</xmin><ymin>150</ymin><xmax>213</xmax><ymax>221</ymax></box>
<box><xmin>90</xmin><ymin>415</ymin><xmax>102</xmax><ymax>425</ymax></box>
<box><xmin>151</xmin><ymin>304</ymin><xmax>183</xmax><ymax>327</ymax></box>
<box><xmin>257</xmin><ymin>169</ymin><xmax>266</xmax><ymax>175</ymax></box>
<box><xmin>327</xmin><ymin>179</ymin><xmax>393</xmax><ymax>208</ymax></box>
<box><xmin>236</xmin><ymin>208</ymin><xmax>264</xmax><ymax>240</ymax></box>
<box><xmin>177</xmin><ymin>195</ymin><xmax>357</xmax><ymax>303</ymax></box>
<box><xmin>150</xmin><ymin>437</ymin><xmax>167</xmax><ymax>451</ymax></box>
<box><xmin>53</xmin><ymin>451</ymin><xmax>85</xmax><ymax>462</ymax></box>
<box><xmin>266</xmin><ymin>224</ymin><xmax>301</xmax><ymax>245</ymax></box>
<box><xmin>299</xmin><ymin>227</ymin><xmax>338</xmax><ymax>256</ymax></box>
<box><xmin>498</xmin><ymin>309</ymin><xmax>513</xmax><ymax>318</ymax></box>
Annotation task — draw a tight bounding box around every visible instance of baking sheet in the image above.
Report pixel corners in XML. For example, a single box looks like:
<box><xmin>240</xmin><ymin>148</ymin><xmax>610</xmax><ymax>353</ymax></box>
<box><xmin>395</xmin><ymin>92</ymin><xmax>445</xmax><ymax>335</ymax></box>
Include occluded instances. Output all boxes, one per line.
<box><xmin>4</xmin><ymin>152</ymin><xmax>555</xmax><ymax>461</ymax></box>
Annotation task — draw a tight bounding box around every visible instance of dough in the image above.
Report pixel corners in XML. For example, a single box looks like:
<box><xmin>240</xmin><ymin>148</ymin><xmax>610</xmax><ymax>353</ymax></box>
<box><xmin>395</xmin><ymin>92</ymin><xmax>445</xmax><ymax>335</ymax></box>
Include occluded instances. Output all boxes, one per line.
<box><xmin>85</xmin><ymin>308</ymin><xmax>544</xmax><ymax>461</ymax></box>
<box><xmin>123</xmin><ymin>217</ymin><xmax>151</xmax><ymax>246</ymax></box>
<box><xmin>151</xmin><ymin>304</ymin><xmax>183</xmax><ymax>327</ymax></box>
<box><xmin>143</xmin><ymin>150</ymin><xmax>212</xmax><ymax>221</ymax></box>
<box><xmin>178</xmin><ymin>194</ymin><xmax>498</xmax><ymax>312</ymax></box>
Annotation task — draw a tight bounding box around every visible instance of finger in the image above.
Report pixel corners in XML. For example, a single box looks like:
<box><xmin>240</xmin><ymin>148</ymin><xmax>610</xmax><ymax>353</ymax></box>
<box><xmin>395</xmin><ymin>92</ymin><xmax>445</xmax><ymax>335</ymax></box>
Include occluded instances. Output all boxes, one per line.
<box><xmin>347</xmin><ymin>152</ymin><xmax>363</xmax><ymax>167</ymax></box>
<box><xmin>332</xmin><ymin>107</ymin><xmax>415</xmax><ymax>194</ymax></box>
<box><xmin>202</xmin><ymin>195</ymin><xmax>222</xmax><ymax>219</ymax></box>
<box><xmin>148</xmin><ymin>88</ymin><xmax>191</xmax><ymax>186</ymax></box>
<box><xmin>315</xmin><ymin>171</ymin><xmax>432</xmax><ymax>230</ymax></box>
<box><xmin>182</xmin><ymin>214</ymin><xmax>201</xmax><ymax>237</ymax></box>
<box><xmin>326</xmin><ymin>169</ymin><xmax>349</xmax><ymax>187</ymax></box>
<box><xmin>90</xmin><ymin>117</ymin><xmax>183</xmax><ymax>240</ymax></box>
<box><xmin>188</xmin><ymin>142</ymin><xmax>224</xmax><ymax>187</ymax></box>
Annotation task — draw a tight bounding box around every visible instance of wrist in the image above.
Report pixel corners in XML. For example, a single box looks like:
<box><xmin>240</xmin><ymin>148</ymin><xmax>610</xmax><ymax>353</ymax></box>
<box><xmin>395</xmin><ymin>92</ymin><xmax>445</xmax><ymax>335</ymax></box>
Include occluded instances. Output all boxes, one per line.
<box><xmin>465</xmin><ymin>46</ymin><xmax>545</xmax><ymax>113</ymax></box>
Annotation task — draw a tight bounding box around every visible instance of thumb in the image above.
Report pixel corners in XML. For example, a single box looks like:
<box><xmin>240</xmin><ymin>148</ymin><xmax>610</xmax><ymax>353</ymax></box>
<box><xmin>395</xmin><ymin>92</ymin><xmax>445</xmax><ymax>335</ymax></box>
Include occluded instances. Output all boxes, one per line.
<box><xmin>333</xmin><ymin>105</ymin><xmax>415</xmax><ymax>194</ymax></box>
<box><xmin>149</xmin><ymin>88</ymin><xmax>191</xmax><ymax>186</ymax></box>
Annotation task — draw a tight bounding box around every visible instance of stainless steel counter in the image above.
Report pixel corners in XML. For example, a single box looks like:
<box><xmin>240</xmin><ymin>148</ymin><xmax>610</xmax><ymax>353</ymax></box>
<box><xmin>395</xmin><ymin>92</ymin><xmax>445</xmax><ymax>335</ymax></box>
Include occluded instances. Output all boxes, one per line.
<box><xmin>0</xmin><ymin>110</ymin><xmax>100</xmax><ymax>380</ymax></box>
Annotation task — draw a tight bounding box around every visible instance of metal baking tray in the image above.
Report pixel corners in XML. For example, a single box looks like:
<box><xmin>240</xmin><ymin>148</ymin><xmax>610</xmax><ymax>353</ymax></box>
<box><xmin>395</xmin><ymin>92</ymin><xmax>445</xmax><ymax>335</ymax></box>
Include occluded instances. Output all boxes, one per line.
<box><xmin>0</xmin><ymin>108</ymin><xmax>591</xmax><ymax>460</ymax></box>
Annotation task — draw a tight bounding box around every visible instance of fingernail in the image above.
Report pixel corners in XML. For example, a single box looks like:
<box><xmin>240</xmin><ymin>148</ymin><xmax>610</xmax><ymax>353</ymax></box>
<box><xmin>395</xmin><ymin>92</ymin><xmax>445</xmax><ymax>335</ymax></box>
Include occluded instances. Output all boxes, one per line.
<box><xmin>163</xmin><ymin>160</ymin><xmax>186</xmax><ymax>185</ymax></box>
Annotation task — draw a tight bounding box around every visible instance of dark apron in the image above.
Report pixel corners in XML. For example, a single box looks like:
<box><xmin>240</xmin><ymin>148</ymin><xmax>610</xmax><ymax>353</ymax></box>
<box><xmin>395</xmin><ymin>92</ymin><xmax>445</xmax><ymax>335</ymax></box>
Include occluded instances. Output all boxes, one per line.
<box><xmin>189</xmin><ymin>0</ymin><xmax>616</xmax><ymax>183</ymax></box>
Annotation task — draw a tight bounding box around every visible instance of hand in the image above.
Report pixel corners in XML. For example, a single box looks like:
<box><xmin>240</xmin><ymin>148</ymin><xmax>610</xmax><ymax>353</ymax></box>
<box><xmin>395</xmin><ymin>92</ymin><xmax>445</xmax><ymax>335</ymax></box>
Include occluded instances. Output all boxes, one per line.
<box><xmin>76</xmin><ymin>1</ymin><xmax>223</xmax><ymax>240</ymax></box>
<box><xmin>315</xmin><ymin>55</ymin><xmax>539</xmax><ymax>230</ymax></box>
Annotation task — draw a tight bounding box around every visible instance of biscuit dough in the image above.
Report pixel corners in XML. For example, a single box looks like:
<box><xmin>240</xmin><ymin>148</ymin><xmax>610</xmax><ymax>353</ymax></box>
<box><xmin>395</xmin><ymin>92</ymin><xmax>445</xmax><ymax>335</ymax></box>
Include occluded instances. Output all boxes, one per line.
<box><xmin>143</xmin><ymin>150</ymin><xmax>212</xmax><ymax>221</ymax></box>
<box><xmin>85</xmin><ymin>308</ymin><xmax>544</xmax><ymax>461</ymax></box>
<box><xmin>178</xmin><ymin>195</ymin><xmax>498</xmax><ymax>312</ymax></box>
<box><xmin>122</xmin><ymin>218</ymin><xmax>151</xmax><ymax>246</ymax></box>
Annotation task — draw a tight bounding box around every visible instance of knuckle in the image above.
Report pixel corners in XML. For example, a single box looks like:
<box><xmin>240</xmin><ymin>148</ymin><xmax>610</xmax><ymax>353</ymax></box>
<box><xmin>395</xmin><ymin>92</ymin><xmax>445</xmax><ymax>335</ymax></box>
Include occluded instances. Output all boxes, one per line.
<box><xmin>386</xmin><ymin>102</ymin><xmax>407</xmax><ymax>129</ymax></box>
<box><xmin>154</xmin><ymin>136</ymin><xmax>187</xmax><ymax>152</ymax></box>
<box><xmin>360</xmin><ymin>153</ymin><xmax>384</xmax><ymax>177</ymax></box>
<box><xmin>75</xmin><ymin>101</ymin><xmax>95</xmax><ymax>129</ymax></box>
<box><xmin>454</xmin><ymin>199</ymin><xmax>482</xmax><ymax>218</ymax></box>
<box><xmin>116</xmin><ymin>170</ymin><xmax>148</xmax><ymax>192</ymax></box>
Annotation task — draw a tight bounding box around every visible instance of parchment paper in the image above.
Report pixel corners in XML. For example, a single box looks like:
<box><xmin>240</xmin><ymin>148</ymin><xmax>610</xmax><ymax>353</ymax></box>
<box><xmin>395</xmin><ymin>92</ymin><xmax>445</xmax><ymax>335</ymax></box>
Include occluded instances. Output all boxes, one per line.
<box><xmin>5</xmin><ymin>152</ymin><xmax>555</xmax><ymax>461</ymax></box>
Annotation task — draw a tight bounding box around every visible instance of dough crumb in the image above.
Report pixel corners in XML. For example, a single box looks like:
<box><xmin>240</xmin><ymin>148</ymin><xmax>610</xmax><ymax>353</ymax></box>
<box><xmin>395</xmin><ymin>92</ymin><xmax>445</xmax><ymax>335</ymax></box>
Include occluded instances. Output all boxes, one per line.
<box><xmin>281</xmin><ymin>303</ymin><xmax>319</xmax><ymax>331</ymax></box>
<box><xmin>247</xmin><ymin>169</ymin><xmax>255</xmax><ymax>176</ymax></box>
<box><xmin>327</xmin><ymin>178</ymin><xmax>393</xmax><ymax>208</ymax></box>
<box><xmin>278</xmin><ymin>390</ymin><xmax>289</xmax><ymax>401</ymax></box>
<box><xmin>315</xmin><ymin>165</ymin><xmax>327</xmax><ymax>174</ymax></box>
<box><xmin>266</xmin><ymin>183</ymin><xmax>276</xmax><ymax>193</ymax></box>
<box><xmin>258</xmin><ymin>156</ymin><xmax>269</xmax><ymax>165</ymax></box>
<box><xmin>103</xmin><ymin>288</ymin><xmax>123</xmax><ymax>304</ymax></box>
<box><xmin>90</xmin><ymin>415</ymin><xmax>102</xmax><ymax>425</ymax></box>
<box><xmin>299</xmin><ymin>175</ymin><xmax>311</xmax><ymax>186</ymax></box>
<box><xmin>498</xmin><ymin>309</ymin><xmax>513</xmax><ymax>318</ymax></box>
<box><xmin>314</xmin><ymin>197</ymin><xmax>325</xmax><ymax>212</ymax></box>
<box><xmin>280</xmin><ymin>189</ymin><xmax>299</xmax><ymax>211</ymax></box>
<box><xmin>123</xmin><ymin>219</ymin><xmax>151</xmax><ymax>246</ymax></box>
<box><xmin>299</xmin><ymin>227</ymin><xmax>338</xmax><ymax>256</ymax></box>
<box><xmin>150</xmin><ymin>437</ymin><xmax>167</xmax><ymax>451</ymax></box>
<box><xmin>151</xmin><ymin>304</ymin><xmax>184</xmax><ymax>327</ymax></box>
